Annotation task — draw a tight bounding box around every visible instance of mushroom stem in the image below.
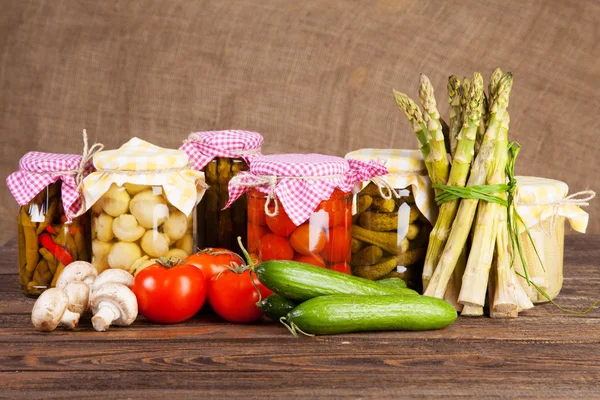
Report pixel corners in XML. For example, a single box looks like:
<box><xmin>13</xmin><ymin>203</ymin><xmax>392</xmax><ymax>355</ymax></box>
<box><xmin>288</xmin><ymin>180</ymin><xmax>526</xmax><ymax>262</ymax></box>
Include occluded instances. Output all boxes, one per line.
<box><xmin>91</xmin><ymin>302</ymin><xmax>118</xmax><ymax>331</ymax></box>
<box><xmin>61</xmin><ymin>309</ymin><xmax>81</xmax><ymax>329</ymax></box>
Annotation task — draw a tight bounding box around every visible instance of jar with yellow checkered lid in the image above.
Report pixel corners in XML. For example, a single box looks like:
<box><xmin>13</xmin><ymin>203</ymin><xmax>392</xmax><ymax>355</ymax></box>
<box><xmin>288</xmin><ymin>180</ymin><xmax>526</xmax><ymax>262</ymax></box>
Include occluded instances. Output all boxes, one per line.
<box><xmin>345</xmin><ymin>149</ymin><xmax>437</xmax><ymax>290</ymax></box>
<box><xmin>82</xmin><ymin>138</ymin><xmax>207</xmax><ymax>275</ymax></box>
<box><xmin>512</xmin><ymin>176</ymin><xmax>593</xmax><ymax>303</ymax></box>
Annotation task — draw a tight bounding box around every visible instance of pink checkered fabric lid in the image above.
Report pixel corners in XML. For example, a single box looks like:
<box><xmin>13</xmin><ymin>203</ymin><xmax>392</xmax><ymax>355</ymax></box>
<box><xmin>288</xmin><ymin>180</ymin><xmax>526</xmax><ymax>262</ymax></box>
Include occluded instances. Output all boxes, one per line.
<box><xmin>6</xmin><ymin>152</ymin><xmax>90</xmax><ymax>221</ymax></box>
<box><xmin>180</xmin><ymin>130</ymin><xmax>264</xmax><ymax>170</ymax></box>
<box><xmin>225</xmin><ymin>153</ymin><xmax>388</xmax><ymax>226</ymax></box>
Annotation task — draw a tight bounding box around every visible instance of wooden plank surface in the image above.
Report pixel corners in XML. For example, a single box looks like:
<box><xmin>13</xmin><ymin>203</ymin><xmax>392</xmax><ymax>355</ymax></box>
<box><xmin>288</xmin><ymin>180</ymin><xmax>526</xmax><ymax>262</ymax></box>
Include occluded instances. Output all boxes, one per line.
<box><xmin>0</xmin><ymin>236</ymin><xmax>599</xmax><ymax>399</ymax></box>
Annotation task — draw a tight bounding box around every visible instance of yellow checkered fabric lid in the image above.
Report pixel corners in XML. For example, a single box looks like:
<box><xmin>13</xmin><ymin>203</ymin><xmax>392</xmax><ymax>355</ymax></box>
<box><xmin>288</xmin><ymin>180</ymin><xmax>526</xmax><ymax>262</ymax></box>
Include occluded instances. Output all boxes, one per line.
<box><xmin>514</xmin><ymin>176</ymin><xmax>590</xmax><ymax>233</ymax></box>
<box><xmin>83</xmin><ymin>138</ymin><xmax>206</xmax><ymax>216</ymax></box>
<box><xmin>344</xmin><ymin>149</ymin><xmax>436</xmax><ymax>224</ymax></box>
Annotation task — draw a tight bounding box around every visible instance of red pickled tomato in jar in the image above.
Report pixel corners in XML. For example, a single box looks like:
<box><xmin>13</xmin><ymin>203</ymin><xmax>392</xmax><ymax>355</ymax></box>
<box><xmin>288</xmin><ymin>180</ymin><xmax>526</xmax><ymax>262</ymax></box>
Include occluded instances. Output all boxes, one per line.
<box><xmin>247</xmin><ymin>189</ymin><xmax>352</xmax><ymax>268</ymax></box>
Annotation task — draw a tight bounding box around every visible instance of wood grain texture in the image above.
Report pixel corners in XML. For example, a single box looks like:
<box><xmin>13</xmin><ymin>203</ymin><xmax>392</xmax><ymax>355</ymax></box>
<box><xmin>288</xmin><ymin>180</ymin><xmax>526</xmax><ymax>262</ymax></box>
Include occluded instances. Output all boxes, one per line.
<box><xmin>1</xmin><ymin>0</ymin><xmax>599</xmax><ymax>246</ymax></box>
<box><xmin>0</xmin><ymin>236</ymin><xmax>599</xmax><ymax>398</ymax></box>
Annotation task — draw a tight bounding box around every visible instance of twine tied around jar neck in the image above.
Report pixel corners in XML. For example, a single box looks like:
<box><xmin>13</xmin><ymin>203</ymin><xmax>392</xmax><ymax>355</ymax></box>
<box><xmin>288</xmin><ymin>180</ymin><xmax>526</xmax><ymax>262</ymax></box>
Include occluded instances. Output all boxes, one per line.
<box><xmin>515</xmin><ymin>190</ymin><xmax>596</xmax><ymax>236</ymax></box>
<box><xmin>23</xmin><ymin>130</ymin><xmax>104</xmax><ymax>193</ymax></box>
<box><xmin>184</xmin><ymin>132</ymin><xmax>262</xmax><ymax>157</ymax></box>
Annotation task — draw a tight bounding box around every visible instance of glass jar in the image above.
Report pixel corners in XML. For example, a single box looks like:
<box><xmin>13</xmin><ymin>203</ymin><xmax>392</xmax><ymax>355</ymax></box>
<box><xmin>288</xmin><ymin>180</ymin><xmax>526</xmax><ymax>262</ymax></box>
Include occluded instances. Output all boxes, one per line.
<box><xmin>17</xmin><ymin>182</ymin><xmax>91</xmax><ymax>297</ymax></box>
<box><xmin>345</xmin><ymin>149</ymin><xmax>436</xmax><ymax>290</ymax></box>
<box><xmin>511</xmin><ymin>176</ymin><xmax>592</xmax><ymax>303</ymax></box>
<box><xmin>247</xmin><ymin>188</ymin><xmax>352</xmax><ymax>270</ymax></box>
<box><xmin>513</xmin><ymin>216</ymin><xmax>564</xmax><ymax>303</ymax></box>
<box><xmin>90</xmin><ymin>183</ymin><xmax>194</xmax><ymax>274</ymax></box>
<box><xmin>197</xmin><ymin>157</ymin><xmax>249</xmax><ymax>252</ymax></box>
<box><xmin>350</xmin><ymin>182</ymin><xmax>432</xmax><ymax>289</ymax></box>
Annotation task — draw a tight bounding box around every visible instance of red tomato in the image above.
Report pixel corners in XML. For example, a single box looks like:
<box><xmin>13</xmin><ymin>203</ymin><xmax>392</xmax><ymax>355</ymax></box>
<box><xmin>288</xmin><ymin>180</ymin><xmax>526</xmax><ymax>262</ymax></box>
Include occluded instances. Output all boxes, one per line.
<box><xmin>248</xmin><ymin>224</ymin><xmax>269</xmax><ymax>254</ymax></box>
<box><xmin>185</xmin><ymin>248</ymin><xmax>244</xmax><ymax>281</ymax></box>
<box><xmin>289</xmin><ymin>224</ymin><xmax>327</xmax><ymax>255</ymax></box>
<box><xmin>259</xmin><ymin>233</ymin><xmax>294</xmax><ymax>261</ymax></box>
<box><xmin>293</xmin><ymin>253</ymin><xmax>326</xmax><ymax>268</ymax></box>
<box><xmin>133</xmin><ymin>261</ymin><xmax>207</xmax><ymax>324</ymax></box>
<box><xmin>320</xmin><ymin>226</ymin><xmax>351</xmax><ymax>263</ymax></box>
<box><xmin>329</xmin><ymin>262</ymin><xmax>352</xmax><ymax>275</ymax></box>
<box><xmin>314</xmin><ymin>192</ymin><xmax>352</xmax><ymax>228</ymax></box>
<box><xmin>208</xmin><ymin>267</ymin><xmax>273</xmax><ymax>323</ymax></box>
<box><xmin>265</xmin><ymin>207</ymin><xmax>297</xmax><ymax>237</ymax></box>
<box><xmin>248</xmin><ymin>204</ymin><xmax>267</xmax><ymax>226</ymax></box>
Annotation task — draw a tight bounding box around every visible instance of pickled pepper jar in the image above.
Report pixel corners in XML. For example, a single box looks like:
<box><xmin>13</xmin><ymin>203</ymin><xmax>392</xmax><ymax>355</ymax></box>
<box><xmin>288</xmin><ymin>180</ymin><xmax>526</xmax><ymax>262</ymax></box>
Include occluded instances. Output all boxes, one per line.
<box><xmin>180</xmin><ymin>130</ymin><xmax>263</xmax><ymax>253</ymax></box>
<box><xmin>512</xmin><ymin>176</ymin><xmax>594</xmax><ymax>303</ymax></box>
<box><xmin>7</xmin><ymin>147</ymin><xmax>97</xmax><ymax>297</ymax></box>
<box><xmin>82</xmin><ymin>138</ymin><xmax>207</xmax><ymax>275</ymax></box>
<box><xmin>224</xmin><ymin>154</ymin><xmax>387</xmax><ymax>271</ymax></box>
<box><xmin>345</xmin><ymin>149</ymin><xmax>437</xmax><ymax>289</ymax></box>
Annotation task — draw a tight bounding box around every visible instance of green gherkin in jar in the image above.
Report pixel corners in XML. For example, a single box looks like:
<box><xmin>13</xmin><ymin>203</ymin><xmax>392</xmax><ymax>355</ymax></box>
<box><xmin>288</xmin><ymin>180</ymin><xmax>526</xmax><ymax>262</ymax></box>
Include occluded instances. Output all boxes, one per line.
<box><xmin>197</xmin><ymin>157</ymin><xmax>249</xmax><ymax>253</ymax></box>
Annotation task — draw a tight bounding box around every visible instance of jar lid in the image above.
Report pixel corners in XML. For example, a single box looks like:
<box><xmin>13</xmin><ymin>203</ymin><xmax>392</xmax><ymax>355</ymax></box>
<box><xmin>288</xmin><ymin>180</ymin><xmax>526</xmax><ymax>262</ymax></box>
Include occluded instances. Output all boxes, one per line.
<box><xmin>83</xmin><ymin>138</ymin><xmax>206</xmax><ymax>216</ymax></box>
<box><xmin>514</xmin><ymin>176</ymin><xmax>592</xmax><ymax>234</ymax></box>
<box><xmin>345</xmin><ymin>148</ymin><xmax>436</xmax><ymax>225</ymax></box>
<box><xmin>345</xmin><ymin>148</ymin><xmax>427</xmax><ymax>174</ymax></box>
<box><xmin>180</xmin><ymin>130</ymin><xmax>264</xmax><ymax>170</ymax></box>
<box><xmin>225</xmin><ymin>153</ymin><xmax>387</xmax><ymax>226</ymax></box>
<box><xmin>94</xmin><ymin>138</ymin><xmax>189</xmax><ymax>171</ymax></box>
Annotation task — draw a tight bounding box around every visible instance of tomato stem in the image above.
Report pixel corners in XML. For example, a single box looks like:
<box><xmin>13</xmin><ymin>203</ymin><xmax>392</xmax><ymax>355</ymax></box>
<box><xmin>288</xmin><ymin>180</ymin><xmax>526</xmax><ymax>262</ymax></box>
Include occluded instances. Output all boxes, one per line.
<box><xmin>157</xmin><ymin>257</ymin><xmax>183</xmax><ymax>269</ymax></box>
<box><xmin>237</xmin><ymin>236</ymin><xmax>263</xmax><ymax>303</ymax></box>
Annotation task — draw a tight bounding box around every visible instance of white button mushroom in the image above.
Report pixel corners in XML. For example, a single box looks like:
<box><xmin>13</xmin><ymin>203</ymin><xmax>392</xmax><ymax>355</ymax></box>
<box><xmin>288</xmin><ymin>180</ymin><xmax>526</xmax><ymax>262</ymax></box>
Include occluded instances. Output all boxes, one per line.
<box><xmin>107</xmin><ymin>242</ymin><xmax>142</xmax><ymax>272</ymax></box>
<box><xmin>129</xmin><ymin>190</ymin><xmax>169</xmax><ymax>229</ymax></box>
<box><xmin>93</xmin><ymin>212</ymin><xmax>115</xmax><ymax>242</ymax></box>
<box><xmin>31</xmin><ymin>288</ymin><xmax>80</xmax><ymax>332</ymax></box>
<box><xmin>112</xmin><ymin>214</ymin><xmax>146</xmax><ymax>242</ymax></box>
<box><xmin>101</xmin><ymin>184</ymin><xmax>131</xmax><ymax>217</ymax></box>
<box><xmin>140</xmin><ymin>230</ymin><xmax>170</xmax><ymax>258</ymax></box>
<box><xmin>92</xmin><ymin>268</ymin><xmax>134</xmax><ymax>291</ymax></box>
<box><xmin>92</xmin><ymin>240</ymin><xmax>113</xmax><ymax>273</ymax></box>
<box><xmin>131</xmin><ymin>257</ymin><xmax>157</xmax><ymax>276</ymax></box>
<box><xmin>55</xmin><ymin>261</ymin><xmax>99</xmax><ymax>290</ymax></box>
<box><xmin>123</xmin><ymin>183</ymin><xmax>152</xmax><ymax>196</ymax></box>
<box><xmin>64</xmin><ymin>281</ymin><xmax>91</xmax><ymax>315</ymax></box>
<box><xmin>175</xmin><ymin>233</ymin><xmax>194</xmax><ymax>255</ymax></box>
<box><xmin>165</xmin><ymin>248</ymin><xmax>189</xmax><ymax>260</ymax></box>
<box><xmin>162</xmin><ymin>209</ymin><xmax>189</xmax><ymax>242</ymax></box>
<box><xmin>91</xmin><ymin>283</ymin><xmax>138</xmax><ymax>331</ymax></box>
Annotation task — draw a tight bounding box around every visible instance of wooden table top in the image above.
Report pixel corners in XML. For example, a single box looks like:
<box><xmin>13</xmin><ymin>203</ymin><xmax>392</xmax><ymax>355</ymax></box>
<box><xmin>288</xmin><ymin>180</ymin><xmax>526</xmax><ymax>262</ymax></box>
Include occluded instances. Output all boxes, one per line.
<box><xmin>0</xmin><ymin>236</ymin><xmax>598</xmax><ymax>399</ymax></box>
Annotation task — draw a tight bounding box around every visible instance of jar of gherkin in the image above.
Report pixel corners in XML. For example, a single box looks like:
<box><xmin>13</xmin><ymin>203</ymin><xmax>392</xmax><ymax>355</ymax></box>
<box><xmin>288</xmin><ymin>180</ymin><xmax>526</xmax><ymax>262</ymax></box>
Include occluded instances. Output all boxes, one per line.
<box><xmin>345</xmin><ymin>149</ymin><xmax>436</xmax><ymax>290</ymax></box>
<box><xmin>7</xmin><ymin>150</ymin><xmax>94</xmax><ymax>297</ymax></box>
<box><xmin>180</xmin><ymin>130</ymin><xmax>263</xmax><ymax>253</ymax></box>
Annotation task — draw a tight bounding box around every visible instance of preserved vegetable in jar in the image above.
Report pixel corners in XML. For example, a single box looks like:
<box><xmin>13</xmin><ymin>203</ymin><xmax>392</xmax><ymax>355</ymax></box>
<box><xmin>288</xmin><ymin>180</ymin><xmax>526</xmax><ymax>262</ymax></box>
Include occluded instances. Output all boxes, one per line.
<box><xmin>225</xmin><ymin>153</ymin><xmax>386</xmax><ymax>273</ymax></box>
<box><xmin>7</xmin><ymin>139</ymin><xmax>98</xmax><ymax>297</ymax></box>
<box><xmin>345</xmin><ymin>149</ymin><xmax>437</xmax><ymax>290</ymax></box>
<box><xmin>180</xmin><ymin>130</ymin><xmax>263</xmax><ymax>253</ymax></box>
<box><xmin>247</xmin><ymin>188</ymin><xmax>352</xmax><ymax>268</ymax></box>
<box><xmin>512</xmin><ymin>176</ymin><xmax>594</xmax><ymax>303</ymax></box>
<box><xmin>82</xmin><ymin>138</ymin><xmax>206</xmax><ymax>275</ymax></box>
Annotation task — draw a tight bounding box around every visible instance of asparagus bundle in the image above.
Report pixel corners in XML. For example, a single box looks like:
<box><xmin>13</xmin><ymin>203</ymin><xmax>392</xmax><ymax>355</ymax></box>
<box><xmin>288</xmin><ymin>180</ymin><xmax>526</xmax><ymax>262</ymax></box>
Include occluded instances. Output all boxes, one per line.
<box><xmin>393</xmin><ymin>68</ymin><xmax>531</xmax><ymax>317</ymax></box>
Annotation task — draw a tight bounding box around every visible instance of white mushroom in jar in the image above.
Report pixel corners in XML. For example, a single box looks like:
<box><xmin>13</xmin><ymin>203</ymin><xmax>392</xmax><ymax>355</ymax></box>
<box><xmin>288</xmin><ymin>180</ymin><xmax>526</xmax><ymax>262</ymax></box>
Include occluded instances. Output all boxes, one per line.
<box><xmin>123</xmin><ymin>183</ymin><xmax>152</xmax><ymax>196</ymax></box>
<box><xmin>140</xmin><ymin>230</ymin><xmax>170</xmax><ymax>258</ymax></box>
<box><xmin>107</xmin><ymin>242</ymin><xmax>143</xmax><ymax>272</ymax></box>
<box><xmin>112</xmin><ymin>214</ymin><xmax>146</xmax><ymax>242</ymax></box>
<box><xmin>92</xmin><ymin>240</ymin><xmax>113</xmax><ymax>273</ymax></box>
<box><xmin>129</xmin><ymin>190</ymin><xmax>169</xmax><ymax>229</ymax></box>
<box><xmin>101</xmin><ymin>184</ymin><xmax>131</xmax><ymax>217</ymax></box>
<box><xmin>162</xmin><ymin>208</ymin><xmax>189</xmax><ymax>242</ymax></box>
<box><xmin>165</xmin><ymin>248</ymin><xmax>189</xmax><ymax>261</ymax></box>
<box><xmin>93</xmin><ymin>212</ymin><xmax>115</xmax><ymax>242</ymax></box>
<box><xmin>175</xmin><ymin>234</ymin><xmax>194</xmax><ymax>255</ymax></box>
<box><xmin>131</xmin><ymin>256</ymin><xmax>157</xmax><ymax>276</ymax></box>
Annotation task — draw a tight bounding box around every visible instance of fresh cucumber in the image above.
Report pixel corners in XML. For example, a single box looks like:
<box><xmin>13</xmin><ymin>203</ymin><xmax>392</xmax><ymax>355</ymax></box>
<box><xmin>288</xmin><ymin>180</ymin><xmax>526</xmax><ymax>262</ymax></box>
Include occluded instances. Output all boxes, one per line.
<box><xmin>375</xmin><ymin>277</ymin><xmax>407</xmax><ymax>289</ymax></box>
<box><xmin>283</xmin><ymin>295</ymin><xmax>457</xmax><ymax>335</ymax></box>
<box><xmin>255</xmin><ymin>260</ymin><xmax>418</xmax><ymax>301</ymax></box>
<box><xmin>258</xmin><ymin>294</ymin><xmax>298</xmax><ymax>321</ymax></box>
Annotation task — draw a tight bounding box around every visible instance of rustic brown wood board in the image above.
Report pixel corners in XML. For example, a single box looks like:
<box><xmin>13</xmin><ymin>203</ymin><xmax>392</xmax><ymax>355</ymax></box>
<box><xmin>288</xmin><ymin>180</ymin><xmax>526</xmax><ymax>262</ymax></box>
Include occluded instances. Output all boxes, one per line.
<box><xmin>0</xmin><ymin>236</ymin><xmax>598</xmax><ymax>399</ymax></box>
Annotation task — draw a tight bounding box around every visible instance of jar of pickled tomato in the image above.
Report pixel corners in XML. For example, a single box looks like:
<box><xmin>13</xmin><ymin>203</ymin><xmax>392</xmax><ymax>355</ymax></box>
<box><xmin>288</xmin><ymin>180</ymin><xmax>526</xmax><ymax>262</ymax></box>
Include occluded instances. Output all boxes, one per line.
<box><xmin>225</xmin><ymin>153</ymin><xmax>387</xmax><ymax>274</ymax></box>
